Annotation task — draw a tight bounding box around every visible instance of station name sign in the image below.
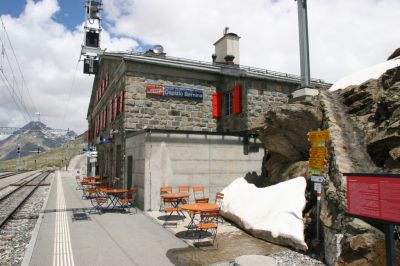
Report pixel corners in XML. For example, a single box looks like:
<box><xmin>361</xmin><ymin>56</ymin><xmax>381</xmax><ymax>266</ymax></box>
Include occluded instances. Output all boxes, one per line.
<box><xmin>345</xmin><ymin>173</ymin><xmax>400</xmax><ymax>224</ymax></box>
<box><xmin>146</xmin><ymin>84</ymin><xmax>203</xmax><ymax>100</ymax></box>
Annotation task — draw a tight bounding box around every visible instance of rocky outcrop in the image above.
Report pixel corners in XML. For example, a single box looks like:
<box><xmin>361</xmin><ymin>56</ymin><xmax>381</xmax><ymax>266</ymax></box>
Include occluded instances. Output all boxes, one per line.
<box><xmin>340</xmin><ymin>66</ymin><xmax>400</xmax><ymax>170</ymax></box>
<box><xmin>252</xmin><ymin>102</ymin><xmax>323</xmax><ymax>184</ymax></box>
<box><xmin>320</xmin><ymin>63</ymin><xmax>400</xmax><ymax>265</ymax></box>
<box><xmin>387</xmin><ymin>47</ymin><xmax>400</xmax><ymax>60</ymax></box>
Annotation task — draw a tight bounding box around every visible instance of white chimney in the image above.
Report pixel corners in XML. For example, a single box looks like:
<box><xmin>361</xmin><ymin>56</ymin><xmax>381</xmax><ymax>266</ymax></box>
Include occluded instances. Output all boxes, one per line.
<box><xmin>213</xmin><ymin>29</ymin><xmax>240</xmax><ymax>65</ymax></box>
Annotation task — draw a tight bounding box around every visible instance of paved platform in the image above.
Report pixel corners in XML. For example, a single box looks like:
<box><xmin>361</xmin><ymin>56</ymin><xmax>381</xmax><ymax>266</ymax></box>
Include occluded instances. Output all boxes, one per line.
<box><xmin>25</xmin><ymin>170</ymin><xmax>187</xmax><ymax>266</ymax></box>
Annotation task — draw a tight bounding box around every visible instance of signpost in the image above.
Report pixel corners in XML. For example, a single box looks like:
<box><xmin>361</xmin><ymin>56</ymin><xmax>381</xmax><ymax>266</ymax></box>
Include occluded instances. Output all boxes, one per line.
<box><xmin>345</xmin><ymin>173</ymin><xmax>400</xmax><ymax>266</ymax></box>
<box><xmin>307</xmin><ymin>130</ymin><xmax>330</xmax><ymax>240</ymax></box>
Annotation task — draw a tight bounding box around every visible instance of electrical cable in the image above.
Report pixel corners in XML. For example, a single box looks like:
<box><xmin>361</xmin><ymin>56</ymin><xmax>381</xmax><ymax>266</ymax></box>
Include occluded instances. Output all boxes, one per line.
<box><xmin>0</xmin><ymin>16</ymin><xmax>38</xmax><ymax>114</ymax></box>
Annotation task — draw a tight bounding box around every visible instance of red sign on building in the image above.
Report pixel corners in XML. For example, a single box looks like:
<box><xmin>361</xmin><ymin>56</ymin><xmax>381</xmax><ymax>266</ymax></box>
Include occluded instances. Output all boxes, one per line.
<box><xmin>345</xmin><ymin>173</ymin><xmax>400</xmax><ymax>224</ymax></box>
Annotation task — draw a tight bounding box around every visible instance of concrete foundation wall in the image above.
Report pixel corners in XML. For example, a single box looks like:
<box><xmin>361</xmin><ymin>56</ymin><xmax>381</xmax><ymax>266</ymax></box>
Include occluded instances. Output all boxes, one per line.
<box><xmin>129</xmin><ymin>131</ymin><xmax>264</xmax><ymax>211</ymax></box>
<box><xmin>124</xmin><ymin>133</ymin><xmax>146</xmax><ymax>209</ymax></box>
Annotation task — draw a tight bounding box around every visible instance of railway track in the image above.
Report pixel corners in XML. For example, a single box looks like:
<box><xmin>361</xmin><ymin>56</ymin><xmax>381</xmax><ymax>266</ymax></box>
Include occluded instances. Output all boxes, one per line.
<box><xmin>0</xmin><ymin>171</ymin><xmax>24</xmax><ymax>179</ymax></box>
<box><xmin>0</xmin><ymin>171</ymin><xmax>42</xmax><ymax>193</ymax></box>
<box><xmin>0</xmin><ymin>171</ymin><xmax>52</xmax><ymax>229</ymax></box>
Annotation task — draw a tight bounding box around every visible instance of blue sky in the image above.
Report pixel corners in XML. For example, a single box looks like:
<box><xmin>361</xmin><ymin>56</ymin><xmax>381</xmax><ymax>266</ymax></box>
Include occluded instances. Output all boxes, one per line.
<box><xmin>0</xmin><ymin>0</ymin><xmax>83</xmax><ymax>30</ymax></box>
<box><xmin>0</xmin><ymin>0</ymin><xmax>399</xmax><ymax>133</ymax></box>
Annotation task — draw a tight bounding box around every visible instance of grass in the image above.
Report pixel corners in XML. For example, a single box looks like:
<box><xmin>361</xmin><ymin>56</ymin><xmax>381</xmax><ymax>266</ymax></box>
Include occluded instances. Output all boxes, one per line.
<box><xmin>0</xmin><ymin>135</ymin><xmax>87</xmax><ymax>171</ymax></box>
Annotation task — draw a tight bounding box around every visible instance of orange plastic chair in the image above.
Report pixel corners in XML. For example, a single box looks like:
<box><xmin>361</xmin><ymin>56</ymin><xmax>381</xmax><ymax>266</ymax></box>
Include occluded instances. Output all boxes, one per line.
<box><xmin>192</xmin><ymin>186</ymin><xmax>209</xmax><ymax>203</ymax></box>
<box><xmin>163</xmin><ymin>197</ymin><xmax>183</xmax><ymax>227</ymax></box>
<box><xmin>215</xmin><ymin>192</ymin><xmax>224</xmax><ymax>223</ymax></box>
<box><xmin>195</xmin><ymin>209</ymin><xmax>220</xmax><ymax>246</ymax></box>
<box><xmin>215</xmin><ymin>192</ymin><xmax>224</xmax><ymax>208</ymax></box>
<box><xmin>121</xmin><ymin>186</ymin><xmax>137</xmax><ymax>213</ymax></box>
<box><xmin>160</xmin><ymin>186</ymin><xmax>172</xmax><ymax>211</ymax></box>
<box><xmin>89</xmin><ymin>187</ymin><xmax>109</xmax><ymax>214</ymax></box>
<box><xmin>178</xmin><ymin>186</ymin><xmax>190</xmax><ymax>203</ymax></box>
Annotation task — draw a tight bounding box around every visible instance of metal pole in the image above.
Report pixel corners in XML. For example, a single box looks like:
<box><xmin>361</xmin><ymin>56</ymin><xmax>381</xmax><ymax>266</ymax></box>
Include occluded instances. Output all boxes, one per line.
<box><xmin>297</xmin><ymin>0</ymin><xmax>311</xmax><ymax>87</ymax></box>
<box><xmin>384</xmin><ymin>224</ymin><xmax>396</xmax><ymax>266</ymax></box>
<box><xmin>316</xmin><ymin>191</ymin><xmax>321</xmax><ymax>240</ymax></box>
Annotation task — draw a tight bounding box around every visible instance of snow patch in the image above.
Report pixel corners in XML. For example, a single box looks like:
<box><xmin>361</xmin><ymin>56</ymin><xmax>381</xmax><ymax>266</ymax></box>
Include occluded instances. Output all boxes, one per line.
<box><xmin>221</xmin><ymin>176</ymin><xmax>308</xmax><ymax>251</ymax></box>
<box><xmin>330</xmin><ymin>57</ymin><xmax>400</xmax><ymax>91</ymax></box>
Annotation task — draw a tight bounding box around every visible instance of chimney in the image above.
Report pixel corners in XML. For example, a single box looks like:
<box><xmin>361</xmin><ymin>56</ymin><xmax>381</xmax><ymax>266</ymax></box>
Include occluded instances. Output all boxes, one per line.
<box><xmin>213</xmin><ymin>28</ymin><xmax>240</xmax><ymax>65</ymax></box>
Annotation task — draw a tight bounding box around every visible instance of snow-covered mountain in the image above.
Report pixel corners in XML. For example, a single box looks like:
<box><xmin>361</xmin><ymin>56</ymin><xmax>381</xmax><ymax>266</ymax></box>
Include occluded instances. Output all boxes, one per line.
<box><xmin>0</xmin><ymin>121</ymin><xmax>77</xmax><ymax>160</ymax></box>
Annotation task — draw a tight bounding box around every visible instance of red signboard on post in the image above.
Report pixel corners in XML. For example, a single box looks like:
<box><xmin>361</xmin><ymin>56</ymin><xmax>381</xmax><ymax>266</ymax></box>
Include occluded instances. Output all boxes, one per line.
<box><xmin>345</xmin><ymin>173</ymin><xmax>400</xmax><ymax>224</ymax></box>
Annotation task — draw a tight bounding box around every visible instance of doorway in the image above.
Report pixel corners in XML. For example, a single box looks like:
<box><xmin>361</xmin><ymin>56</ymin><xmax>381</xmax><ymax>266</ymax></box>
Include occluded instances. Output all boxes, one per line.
<box><xmin>127</xmin><ymin>156</ymin><xmax>133</xmax><ymax>189</ymax></box>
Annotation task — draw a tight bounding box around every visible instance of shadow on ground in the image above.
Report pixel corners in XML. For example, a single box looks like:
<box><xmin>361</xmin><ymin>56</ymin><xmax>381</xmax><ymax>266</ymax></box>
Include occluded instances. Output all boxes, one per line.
<box><xmin>167</xmin><ymin>230</ymin><xmax>287</xmax><ymax>265</ymax></box>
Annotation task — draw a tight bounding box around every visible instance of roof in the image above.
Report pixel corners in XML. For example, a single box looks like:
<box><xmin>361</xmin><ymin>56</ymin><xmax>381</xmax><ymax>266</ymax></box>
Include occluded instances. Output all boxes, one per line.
<box><xmin>100</xmin><ymin>50</ymin><xmax>331</xmax><ymax>86</ymax></box>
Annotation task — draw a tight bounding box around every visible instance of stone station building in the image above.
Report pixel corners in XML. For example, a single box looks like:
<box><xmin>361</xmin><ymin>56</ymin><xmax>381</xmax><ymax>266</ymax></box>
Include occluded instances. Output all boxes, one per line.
<box><xmin>86</xmin><ymin>33</ymin><xmax>328</xmax><ymax>210</ymax></box>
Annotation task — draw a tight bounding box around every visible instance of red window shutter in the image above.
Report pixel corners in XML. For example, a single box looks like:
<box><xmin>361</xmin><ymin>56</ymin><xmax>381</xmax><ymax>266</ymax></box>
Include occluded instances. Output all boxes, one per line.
<box><xmin>212</xmin><ymin>92</ymin><xmax>221</xmax><ymax>118</ymax></box>
<box><xmin>95</xmin><ymin>116</ymin><xmax>98</xmax><ymax>135</ymax></box>
<box><xmin>119</xmin><ymin>90</ymin><xmax>124</xmax><ymax>114</ymax></box>
<box><xmin>102</xmin><ymin>108</ymin><xmax>105</xmax><ymax>129</ymax></box>
<box><xmin>100</xmin><ymin>110</ymin><xmax>103</xmax><ymax>131</ymax></box>
<box><xmin>233</xmin><ymin>84</ymin><xmax>242</xmax><ymax>114</ymax></box>
<box><xmin>109</xmin><ymin>99</ymin><xmax>113</xmax><ymax>123</ymax></box>
<box><xmin>113</xmin><ymin>97</ymin><xmax>118</xmax><ymax>119</ymax></box>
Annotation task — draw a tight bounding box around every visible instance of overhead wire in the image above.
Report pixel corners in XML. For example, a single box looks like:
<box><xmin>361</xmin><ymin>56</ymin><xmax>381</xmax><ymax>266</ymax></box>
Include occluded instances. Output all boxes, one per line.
<box><xmin>0</xmin><ymin>16</ymin><xmax>38</xmax><ymax>114</ymax></box>
<box><xmin>0</xmin><ymin>16</ymin><xmax>34</xmax><ymax>121</ymax></box>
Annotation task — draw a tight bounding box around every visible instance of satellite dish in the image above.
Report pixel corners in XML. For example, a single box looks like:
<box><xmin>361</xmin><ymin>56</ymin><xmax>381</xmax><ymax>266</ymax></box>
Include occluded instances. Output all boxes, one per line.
<box><xmin>152</xmin><ymin>45</ymin><xmax>164</xmax><ymax>54</ymax></box>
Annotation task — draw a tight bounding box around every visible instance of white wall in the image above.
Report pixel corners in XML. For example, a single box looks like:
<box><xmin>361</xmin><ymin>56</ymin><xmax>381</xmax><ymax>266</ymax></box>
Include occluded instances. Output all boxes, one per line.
<box><xmin>141</xmin><ymin>132</ymin><xmax>263</xmax><ymax>210</ymax></box>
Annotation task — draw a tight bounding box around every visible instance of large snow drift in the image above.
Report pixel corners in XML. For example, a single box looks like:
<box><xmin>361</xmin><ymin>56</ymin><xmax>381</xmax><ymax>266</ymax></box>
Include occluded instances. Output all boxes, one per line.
<box><xmin>330</xmin><ymin>56</ymin><xmax>400</xmax><ymax>91</ymax></box>
<box><xmin>221</xmin><ymin>176</ymin><xmax>308</xmax><ymax>251</ymax></box>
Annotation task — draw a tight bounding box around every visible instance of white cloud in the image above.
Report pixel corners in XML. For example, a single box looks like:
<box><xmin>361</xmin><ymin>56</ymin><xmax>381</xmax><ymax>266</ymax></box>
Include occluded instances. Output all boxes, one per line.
<box><xmin>0</xmin><ymin>0</ymin><xmax>137</xmax><ymax>134</ymax></box>
<box><xmin>0</xmin><ymin>0</ymin><xmax>399</xmax><ymax>135</ymax></box>
<box><xmin>102</xmin><ymin>0</ymin><xmax>400</xmax><ymax>83</ymax></box>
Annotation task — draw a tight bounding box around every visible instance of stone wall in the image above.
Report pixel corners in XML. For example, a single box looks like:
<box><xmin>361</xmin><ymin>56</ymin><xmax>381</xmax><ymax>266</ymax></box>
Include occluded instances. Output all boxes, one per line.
<box><xmin>220</xmin><ymin>78</ymin><xmax>293</xmax><ymax>132</ymax></box>
<box><xmin>124</xmin><ymin>72</ymin><xmax>217</xmax><ymax>132</ymax></box>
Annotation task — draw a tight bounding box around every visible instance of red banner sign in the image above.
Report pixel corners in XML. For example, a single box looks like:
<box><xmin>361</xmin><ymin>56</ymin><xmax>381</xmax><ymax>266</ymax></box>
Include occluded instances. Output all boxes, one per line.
<box><xmin>345</xmin><ymin>173</ymin><xmax>400</xmax><ymax>223</ymax></box>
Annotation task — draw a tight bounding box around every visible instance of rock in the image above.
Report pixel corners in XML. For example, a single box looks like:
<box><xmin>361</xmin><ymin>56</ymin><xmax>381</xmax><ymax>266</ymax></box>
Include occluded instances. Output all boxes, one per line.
<box><xmin>389</xmin><ymin>146</ymin><xmax>400</xmax><ymax>161</ymax></box>
<box><xmin>252</xmin><ymin>103</ymin><xmax>323</xmax><ymax>182</ymax></box>
<box><xmin>387</xmin><ymin>48</ymin><xmax>400</xmax><ymax>60</ymax></box>
<box><xmin>234</xmin><ymin>255</ymin><xmax>277</xmax><ymax>266</ymax></box>
<box><xmin>221</xmin><ymin>177</ymin><xmax>308</xmax><ymax>251</ymax></box>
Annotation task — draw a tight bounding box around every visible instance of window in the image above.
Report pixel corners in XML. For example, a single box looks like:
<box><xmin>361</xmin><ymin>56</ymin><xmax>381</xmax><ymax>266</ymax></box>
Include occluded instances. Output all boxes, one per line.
<box><xmin>222</xmin><ymin>84</ymin><xmax>242</xmax><ymax>116</ymax></box>
<box><xmin>223</xmin><ymin>91</ymin><xmax>233</xmax><ymax>116</ymax></box>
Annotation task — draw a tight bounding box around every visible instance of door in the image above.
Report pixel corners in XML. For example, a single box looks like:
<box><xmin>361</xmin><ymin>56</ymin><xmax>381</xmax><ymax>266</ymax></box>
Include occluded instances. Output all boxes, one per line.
<box><xmin>116</xmin><ymin>145</ymin><xmax>122</xmax><ymax>187</ymax></box>
<box><xmin>127</xmin><ymin>156</ymin><xmax>133</xmax><ymax>189</ymax></box>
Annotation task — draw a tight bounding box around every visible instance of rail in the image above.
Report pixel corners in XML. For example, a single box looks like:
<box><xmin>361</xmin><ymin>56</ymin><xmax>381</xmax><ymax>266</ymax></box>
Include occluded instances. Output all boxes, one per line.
<box><xmin>0</xmin><ymin>171</ymin><xmax>51</xmax><ymax>228</ymax></box>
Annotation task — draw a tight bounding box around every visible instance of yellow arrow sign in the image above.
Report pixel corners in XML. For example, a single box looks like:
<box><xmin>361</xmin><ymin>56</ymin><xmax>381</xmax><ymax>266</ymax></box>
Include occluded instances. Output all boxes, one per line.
<box><xmin>307</xmin><ymin>130</ymin><xmax>330</xmax><ymax>142</ymax></box>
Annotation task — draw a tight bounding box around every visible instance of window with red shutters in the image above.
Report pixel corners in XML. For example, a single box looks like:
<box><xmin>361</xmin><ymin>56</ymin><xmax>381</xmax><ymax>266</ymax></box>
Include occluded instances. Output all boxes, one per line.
<box><xmin>109</xmin><ymin>98</ymin><xmax>113</xmax><ymax>123</ymax></box>
<box><xmin>95</xmin><ymin>116</ymin><xmax>98</xmax><ymax>135</ymax></box>
<box><xmin>212</xmin><ymin>92</ymin><xmax>221</xmax><ymax>118</ymax></box>
<box><xmin>113</xmin><ymin>96</ymin><xmax>118</xmax><ymax>119</ymax></box>
<box><xmin>233</xmin><ymin>84</ymin><xmax>242</xmax><ymax>114</ymax></box>
<box><xmin>119</xmin><ymin>90</ymin><xmax>124</xmax><ymax>114</ymax></box>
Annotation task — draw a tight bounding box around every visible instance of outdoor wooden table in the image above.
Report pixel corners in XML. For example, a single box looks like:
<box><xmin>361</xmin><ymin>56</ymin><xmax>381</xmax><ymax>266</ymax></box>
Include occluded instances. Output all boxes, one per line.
<box><xmin>99</xmin><ymin>188</ymin><xmax>129</xmax><ymax>211</ymax></box>
<box><xmin>161</xmin><ymin>192</ymin><xmax>190</xmax><ymax>217</ymax></box>
<box><xmin>181</xmin><ymin>203</ymin><xmax>219</xmax><ymax>230</ymax></box>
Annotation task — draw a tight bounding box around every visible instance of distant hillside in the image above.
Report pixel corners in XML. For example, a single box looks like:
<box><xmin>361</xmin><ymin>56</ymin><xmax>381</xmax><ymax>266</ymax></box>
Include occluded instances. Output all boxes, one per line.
<box><xmin>0</xmin><ymin>121</ymin><xmax>77</xmax><ymax>160</ymax></box>
<box><xmin>0</xmin><ymin>132</ymin><xmax>86</xmax><ymax>171</ymax></box>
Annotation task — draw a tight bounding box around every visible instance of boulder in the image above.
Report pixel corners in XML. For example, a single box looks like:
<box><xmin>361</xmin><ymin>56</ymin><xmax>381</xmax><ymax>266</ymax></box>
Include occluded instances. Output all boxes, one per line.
<box><xmin>221</xmin><ymin>176</ymin><xmax>308</xmax><ymax>251</ymax></box>
<box><xmin>252</xmin><ymin>103</ymin><xmax>323</xmax><ymax>182</ymax></box>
